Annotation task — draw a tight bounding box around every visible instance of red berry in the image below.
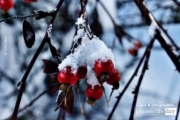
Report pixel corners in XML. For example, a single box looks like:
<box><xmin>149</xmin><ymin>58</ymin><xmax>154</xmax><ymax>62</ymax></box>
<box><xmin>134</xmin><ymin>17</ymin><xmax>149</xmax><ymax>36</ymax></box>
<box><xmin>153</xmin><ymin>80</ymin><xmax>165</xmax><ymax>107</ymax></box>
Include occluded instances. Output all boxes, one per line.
<box><xmin>94</xmin><ymin>59</ymin><xmax>114</xmax><ymax>76</ymax></box>
<box><xmin>77</xmin><ymin>66</ymin><xmax>87</xmax><ymax>79</ymax></box>
<box><xmin>134</xmin><ymin>40</ymin><xmax>142</xmax><ymax>49</ymax></box>
<box><xmin>24</xmin><ymin>0</ymin><xmax>37</xmax><ymax>3</ymax></box>
<box><xmin>25</xmin><ymin>0</ymin><xmax>31</xmax><ymax>3</ymax></box>
<box><xmin>107</xmin><ymin>69</ymin><xmax>121</xmax><ymax>85</ymax></box>
<box><xmin>85</xmin><ymin>85</ymin><xmax>103</xmax><ymax>100</ymax></box>
<box><xmin>57</xmin><ymin>66</ymin><xmax>79</xmax><ymax>86</ymax></box>
<box><xmin>0</xmin><ymin>0</ymin><xmax>14</xmax><ymax>11</ymax></box>
<box><xmin>128</xmin><ymin>48</ymin><xmax>138</xmax><ymax>57</ymax></box>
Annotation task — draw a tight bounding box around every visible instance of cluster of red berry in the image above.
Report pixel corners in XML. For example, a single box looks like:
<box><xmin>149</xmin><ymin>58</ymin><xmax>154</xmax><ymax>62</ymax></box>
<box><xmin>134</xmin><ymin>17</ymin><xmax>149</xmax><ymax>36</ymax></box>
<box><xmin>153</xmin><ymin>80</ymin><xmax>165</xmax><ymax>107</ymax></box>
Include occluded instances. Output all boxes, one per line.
<box><xmin>57</xmin><ymin>59</ymin><xmax>121</xmax><ymax>105</ymax></box>
<box><xmin>86</xmin><ymin>59</ymin><xmax>121</xmax><ymax>105</ymax></box>
<box><xmin>56</xmin><ymin>15</ymin><xmax>121</xmax><ymax>106</ymax></box>
<box><xmin>128</xmin><ymin>40</ymin><xmax>143</xmax><ymax>57</ymax></box>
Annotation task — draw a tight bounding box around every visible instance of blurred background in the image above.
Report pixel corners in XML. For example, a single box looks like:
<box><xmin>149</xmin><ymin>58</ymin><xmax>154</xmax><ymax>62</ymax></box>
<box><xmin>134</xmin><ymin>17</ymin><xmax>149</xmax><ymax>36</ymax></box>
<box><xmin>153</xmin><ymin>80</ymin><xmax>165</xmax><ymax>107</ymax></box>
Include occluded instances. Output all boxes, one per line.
<box><xmin>0</xmin><ymin>0</ymin><xmax>180</xmax><ymax>120</ymax></box>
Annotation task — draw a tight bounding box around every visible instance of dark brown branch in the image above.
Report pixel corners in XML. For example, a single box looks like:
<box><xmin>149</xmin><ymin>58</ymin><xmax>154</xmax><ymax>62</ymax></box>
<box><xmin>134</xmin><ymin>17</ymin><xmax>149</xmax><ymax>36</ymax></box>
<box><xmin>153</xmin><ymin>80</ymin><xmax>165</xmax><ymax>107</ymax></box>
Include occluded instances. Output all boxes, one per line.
<box><xmin>122</xmin><ymin>21</ymin><xmax>180</xmax><ymax>28</ymax></box>
<box><xmin>134</xmin><ymin>0</ymin><xmax>180</xmax><ymax>72</ymax></box>
<box><xmin>107</xmin><ymin>38</ymin><xmax>155</xmax><ymax>120</ymax></box>
<box><xmin>173</xmin><ymin>0</ymin><xmax>180</xmax><ymax>7</ymax></box>
<box><xmin>129</xmin><ymin>38</ymin><xmax>155</xmax><ymax>119</ymax></box>
<box><xmin>151</xmin><ymin>13</ymin><xmax>180</xmax><ymax>51</ymax></box>
<box><xmin>57</xmin><ymin>109</ymin><xmax>66</xmax><ymax>120</ymax></box>
<box><xmin>10</xmin><ymin>0</ymin><xmax>65</xmax><ymax>120</ymax></box>
<box><xmin>0</xmin><ymin>14</ymin><xmax>38</xmax><ymax>23</ymax></box>
<box><xmin>175</xmin><ymin>96</ymin><xmax>180</xmax><ymax>120</ymax></box>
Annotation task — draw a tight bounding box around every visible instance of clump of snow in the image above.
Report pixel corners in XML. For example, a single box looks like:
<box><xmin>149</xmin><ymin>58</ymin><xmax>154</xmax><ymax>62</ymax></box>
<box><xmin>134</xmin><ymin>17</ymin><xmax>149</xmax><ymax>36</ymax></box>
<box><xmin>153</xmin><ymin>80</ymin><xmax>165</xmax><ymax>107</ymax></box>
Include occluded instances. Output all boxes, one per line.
<box><xmin>47</xmin><ymin>24</ymin><xmax>52</xmax><ymax>37</ymax></box>
<box><xmin>58</xmin><ymin>14</ymin><xmax>115</xmax><ymax>86</ymax></box>
<box><xmin>75</xmin><ymin>15</ymin><xmax>85</xmax><ymax>26</ymax></box>
<box><xmin>87</xmin><ymin>69</ymin><xmax>100</xmax><ymax>88</ymax></box>
<box><xmin>58</xmin><ymin>54</ymin><xmax>79</xmax><ymax>74</ymax></box>
<box><xmin>148</xmin><ymin>13</ymin><xmax>158</xmax><ymax>37</ymax></box>
<box><xmin>148</xmin><ymin>13</ymin><xmax>169</xmax><ymax>43</ymax></box>
<box><xmin>82</xmin><ymin>36</ymin><xmax>114</xmax><ymax>67</ymax></box>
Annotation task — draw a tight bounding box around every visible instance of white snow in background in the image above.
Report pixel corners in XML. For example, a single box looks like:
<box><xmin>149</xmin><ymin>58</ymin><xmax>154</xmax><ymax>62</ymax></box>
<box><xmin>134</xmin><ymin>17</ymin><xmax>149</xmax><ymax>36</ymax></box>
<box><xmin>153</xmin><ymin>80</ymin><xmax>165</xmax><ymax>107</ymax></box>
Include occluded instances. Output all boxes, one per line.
<box><xmin>86</xmin><ymin>69</ymin><xmax>100</xmax><ymax>88</ymax></box>
<box><xmin>97</xmin><ymin>0</ymin><xmax>116</xmax><ymax>30</ymax></box>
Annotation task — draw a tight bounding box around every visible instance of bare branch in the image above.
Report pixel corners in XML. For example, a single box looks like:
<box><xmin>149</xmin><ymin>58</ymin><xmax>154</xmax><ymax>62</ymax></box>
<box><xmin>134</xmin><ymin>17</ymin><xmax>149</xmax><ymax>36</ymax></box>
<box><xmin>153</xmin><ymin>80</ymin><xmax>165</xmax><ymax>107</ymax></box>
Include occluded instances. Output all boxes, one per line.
<box><xmin>107</xmin><ymin>38</ymin><xmax>155</xmax><ymax>120</ymax></box>
<box><xmin>134</xmin><ymin>0</ymin><xmax>180</xmax><ymax>72</ymax></box>
<box><xmin>129</xmin><ymin>37</ymin><xmax>155</xmax><ymax>119</ymax></box>
<box><xmin>18</xmin><ymin>90</ymin><xmax>48</xmax><ymax>113</ymax></box>
<box><xmin>10</xmin><ymin>0</ymin><xmax>65</xmax><ymax>119</ymax></box>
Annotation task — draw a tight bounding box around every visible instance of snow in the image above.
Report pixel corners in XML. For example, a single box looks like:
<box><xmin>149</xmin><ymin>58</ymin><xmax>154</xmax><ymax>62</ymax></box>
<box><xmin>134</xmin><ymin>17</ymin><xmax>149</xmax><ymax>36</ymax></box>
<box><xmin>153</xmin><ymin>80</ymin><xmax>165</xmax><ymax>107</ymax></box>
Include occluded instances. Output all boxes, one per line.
<box><xmin>75</xmin><ymin>15</ymin><xmax>85</xmax><ymax>26</ymax></box>
<box><xmin>148</xmin><ymin>13</ymin><xmax>159</xmax><ymax>37</ymax></box>
<box><xmin>58</xmin><ymin>14</ymin><xmax>115</xmax><ymax>86</ymax></box>
<box><xmin>148</xmin><ymin>13</ymin><xmax>169</xmax><ymax>43</ymax></box>
<box><xmin>47</xmin><ymin>24</ymin><xmax>52</xmax><ymax>37</ymax></box>
<box><xmin>86</xmin><ymin>69</ymin><xmax>100</xmax><ymax>88</ymax></box>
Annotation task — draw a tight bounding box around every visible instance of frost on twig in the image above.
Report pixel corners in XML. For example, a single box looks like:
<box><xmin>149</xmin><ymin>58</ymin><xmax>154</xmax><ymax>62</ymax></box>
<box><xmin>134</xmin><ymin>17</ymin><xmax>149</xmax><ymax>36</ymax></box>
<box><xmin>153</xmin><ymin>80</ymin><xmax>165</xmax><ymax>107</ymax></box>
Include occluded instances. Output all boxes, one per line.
<box><xmin>148</xmin><ymin>13</ymin><xmax>169</xmax><ymax>43</ymax></box>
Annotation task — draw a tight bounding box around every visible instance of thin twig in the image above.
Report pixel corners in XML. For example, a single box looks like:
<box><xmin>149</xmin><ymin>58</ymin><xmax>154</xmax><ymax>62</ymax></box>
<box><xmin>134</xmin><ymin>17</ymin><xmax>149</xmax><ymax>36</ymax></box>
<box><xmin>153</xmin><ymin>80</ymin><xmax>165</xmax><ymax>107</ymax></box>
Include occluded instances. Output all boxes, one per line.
<box><xmin>107</xmin><ymin>38</ymin><xmax>155</xmax><ymax>120</ymax></box>
<box><xmin>175</xmin><ymin>96</ymin><xmax>180</xmax><ymax>120</ymax></box>
<box><xmin>129</xmin><ymin>38</ymin><xmax>155</xmax><ymax>119</ymax></box>
<box><xmin>134</xmin><ymin>0</ymin><xmax>180</xmax><ymax>72</ymax></box>
<box><xmin>18</xmin><ymin>90</ymin><xmax>48</xmax><ymax>112</ymax></box>
<box><xmin>0</xmin><ymin>14</ymin><xmax>38</xmax><ymax>23</ymax></box>
<box><xmin>10</xmin><ymin>0</ymin><xmax>65</xmax><ymax>119</ymax></box>
<box><xmin>57</xmin><ymin>109</ymin><xmax>65</xmax><ymax>120</ymax></box>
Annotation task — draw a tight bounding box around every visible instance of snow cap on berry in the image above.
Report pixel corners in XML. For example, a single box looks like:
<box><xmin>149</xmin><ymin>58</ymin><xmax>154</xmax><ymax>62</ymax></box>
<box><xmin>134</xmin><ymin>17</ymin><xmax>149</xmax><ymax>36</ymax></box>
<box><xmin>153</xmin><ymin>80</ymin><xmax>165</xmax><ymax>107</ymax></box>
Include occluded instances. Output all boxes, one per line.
<box><xmin>58</xmin><ymin>54</ymin><xmax>78</xmax><ymax>74</ymax></box>
<box><xmin>87</xmin><ymin>69</ymin><xmax>100</xmax><ymax>89</ymax></box>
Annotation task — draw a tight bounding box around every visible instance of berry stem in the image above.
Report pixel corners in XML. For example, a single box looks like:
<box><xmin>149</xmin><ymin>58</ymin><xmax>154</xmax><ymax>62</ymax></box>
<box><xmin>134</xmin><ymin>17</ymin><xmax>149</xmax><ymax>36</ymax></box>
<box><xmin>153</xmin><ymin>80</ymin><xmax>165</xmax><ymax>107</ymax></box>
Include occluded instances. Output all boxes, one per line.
<box><xmin>76</xmin><ymin>83</ymin><xmax>85</xmax><ymax>115</ymax></box>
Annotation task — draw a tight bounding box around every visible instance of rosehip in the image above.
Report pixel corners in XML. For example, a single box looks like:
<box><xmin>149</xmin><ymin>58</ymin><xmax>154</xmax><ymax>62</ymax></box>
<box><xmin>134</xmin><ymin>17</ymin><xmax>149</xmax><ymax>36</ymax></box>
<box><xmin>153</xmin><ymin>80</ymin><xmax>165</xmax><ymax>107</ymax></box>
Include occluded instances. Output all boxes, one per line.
<box><xmin>107</xmin><ymin>69</ymin><xmax>121</xmax><ymax>89</ymax></box>
<box><xmin>134</xmin><ymin>40</ymin><xmax>142</xmax><ymax>49</ymax></box>
<box><xmin>85</xmin><ymin>85</ymin><xmax>103</xmax><ymax>105</ymax></box>
<box><xmin>128</xmin><ymin>48</ymin><xmax>138</xmax><ymax>57</ymax></box>
<box><xmin>94</xmin><ymin>59</ymin><xmax>114</xmax><ymax>76</ymax></box>
<box><xmin>57</xmin><ymin>66</ymin><xmax>79</xmax><ymax>86</ymax></box>
<box><xmin>77</xmin><ymin>66</ymin><xmax>87</xmax><ymax>79</ymax></box>
<box><xmin>0</xmin><ymin>0</ymin><xmax>14</xmax><ymax>11</ymax></box>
